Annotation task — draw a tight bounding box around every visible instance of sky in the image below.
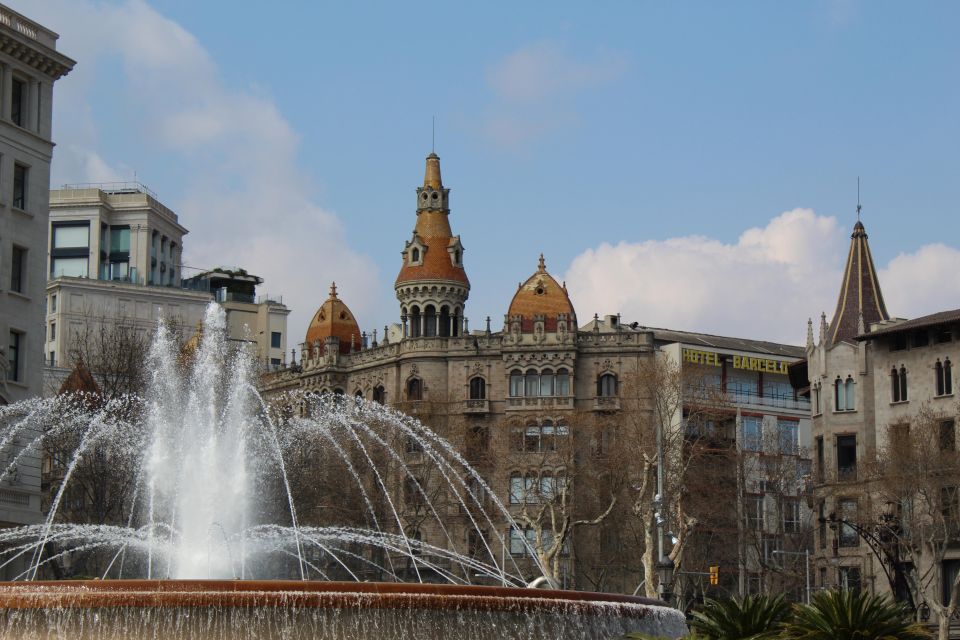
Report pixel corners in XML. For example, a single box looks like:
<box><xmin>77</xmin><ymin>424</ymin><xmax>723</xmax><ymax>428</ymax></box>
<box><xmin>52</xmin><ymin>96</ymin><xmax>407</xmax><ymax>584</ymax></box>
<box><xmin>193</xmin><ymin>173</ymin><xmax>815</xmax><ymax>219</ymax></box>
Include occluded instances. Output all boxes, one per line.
<box><xmin>19</xmin><ymin>0</ymin><xmax>960</xmax><ymax>345</ymax></box>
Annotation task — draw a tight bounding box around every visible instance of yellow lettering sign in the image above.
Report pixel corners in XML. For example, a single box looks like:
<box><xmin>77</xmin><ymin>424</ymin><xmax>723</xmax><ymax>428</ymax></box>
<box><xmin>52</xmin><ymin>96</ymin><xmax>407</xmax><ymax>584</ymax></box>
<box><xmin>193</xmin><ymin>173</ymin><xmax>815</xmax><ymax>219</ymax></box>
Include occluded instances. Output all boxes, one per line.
<box><xmin>683</xmin><ymin>349</ymin><xmax>789</xmax><ymax>374</ymax></box>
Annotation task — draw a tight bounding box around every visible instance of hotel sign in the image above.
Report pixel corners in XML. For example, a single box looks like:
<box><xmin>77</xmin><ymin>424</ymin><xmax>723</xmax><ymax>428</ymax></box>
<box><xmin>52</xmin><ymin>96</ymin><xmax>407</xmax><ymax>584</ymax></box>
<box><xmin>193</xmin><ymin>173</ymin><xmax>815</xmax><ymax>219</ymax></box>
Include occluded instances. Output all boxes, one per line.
<box><xmin>682</xmin><ymin>348</ymin><xmax>790</xmax><ymax>374</ymax></box>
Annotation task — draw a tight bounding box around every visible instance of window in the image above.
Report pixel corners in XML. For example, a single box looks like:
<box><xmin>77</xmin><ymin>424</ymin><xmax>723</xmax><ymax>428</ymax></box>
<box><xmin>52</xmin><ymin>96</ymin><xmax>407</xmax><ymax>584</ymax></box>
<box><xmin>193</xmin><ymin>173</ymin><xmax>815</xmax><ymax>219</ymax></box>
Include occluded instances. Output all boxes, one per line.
<box><xmin>7</xmin><ymin>331</ymin><xmax>21</xmax><ymax>382</ymax></box>
<box><xmin>12</xmin><ymin>163</ymin><xmax>27</xmax><ymax>210</ymax></box>
<box><xmin>838</xmin><ymin>566</ymin><xmax>862</xmax><ymax>592</ymax></box>
<box><xmin>597</xmin><ymin>373</ymin><xmax>617</xmax><ymax>397</ymax></box>
<box><xmin>508</xmin><ymin>526</ymin><xmax>538</xmax><ymax>557</ymax></box>
<box><xmin>372</xmin><ymin>385</ymin><xmax>385</xmax><ymax>404</ymax></box>
<box><xmin>539</xmin><ymin>369</ymin><xmax>554</xmax><ymax>396</ymax></box>
<box><xmin>745</xmin><ymin>495</ymin><xmax>764</xmax><ymax>530</ymax></box>
<box><xmin>836</xmin><ymin>435</ymin><xmax>857</xmax><ymax>480</ymax></box>
<box><xmin>845</xmin><ymin>376</ymin><xmax>855</xmax><ymax>410</ymax></box>
<box><xmin>813</xmin><ymin>383</ymin><xmax>821</xmax><ymax>414</ymax></box>
<box><xmin>941</xmin><ymin>419</ymin><xmax>957</xmax><ymax>452</ymax></box>
<box><xmin>891</xmin><ymin>366</ymin><xmax>908</xmax><ymax>403</ymax></box>
<box><xmin>525</xmin><ymin>369</ymin><xmax>539</xmax><ymax>397</ymax></box>
<box><xmin>741</xmin><ymin>416</ymin><xmax>762</xmax><ymax>452</ymax></box>
<box><xmin>405</xmin><ymin>435</ymin><xmax>422</xmax><ymax>454</ymax></box>
<box><xmin>49</xmin><ymin>322</ymin><xmax>55</xmax><ymax>341</ymax></box>
<box><xmin>509</xmin><ymin>370</ymin><xmax>524</xmax><ymax>397</ymax></box>
<box><xmin>469</xmin><ymin>377</ymin><xmax>486</xmax><ymax>400</ymax></box>
<box><xmin>406</xmin><ymin>378</ymin><xmax>422</xmax><ymax>401</ymax></box>
<box><xmin>762</xmin><ymin>534</ymin><xmax>782</xmax><ymax>563</ymax></box>
<box><xmin>50</xmin><ymin>294</ymin><xmax>57</xmax><ymax>312</ymax></box>
<box><xmin>555</xmin><ymin>368</ymin><xmax>570</xmax><ymax>396</ymax></box>
<box><xmin>818</xmin><ymin>501</ymin><xmax>827</xmax><ymax>549</ymax></box>
<box><xmin>403</xmin><ymin>476</ymin><xmax>424</xmax><ymax>506</ymax></box>
<box><xmin>411</xmin><ymin>247</ymin><xmax>420</xmax><ymax>263</ymax></box>
<box><xmin>838</xmin><ymin>499</ymin><xmax>859</xmax><ymax>547</ymax></box>
<box><xmin>409</xmin><ymin>306</ymin><xmax>421</xmax><ymax>338</ymax></box>
<box><xmin>519</xmin><ymin>422</ymin><xmax>568</xmax><ymax>453</ymax></box>
<box><xmin>778</xmin><ymin>420</ymin><xmax>798</xmax><ymax>455</ymax></box>
<box><xmin>466</xmin><ymin>426</ymin><xmax>489</xmax><ymax>458</ymax></box>
<box><xmin>270</xmin><ymin>331</ymin><xmax>282</xmax><ymax>349</ymax></box>
<box><xmin>50</xmin><ymin>222</ymin><xmax>91</xmax><ymax>277</ymax></box>
<box><xmin>10</xmin><ymin>77</ymin><xmax>24</xmax><ymax>127</ymax></box>
<box><xmin>936</xmin><ymin>327</ymin><xmax>953</xmax><ymax>344</ymax></box>
<box><xmin>424</xmin><ymin>305</ymin><xmax>436</xmax><ymax>337</ymax></box>
<box><xmin>816</xmin><ymin>436</ymin><xmax>824</xmax><ymax>482</ymax></box>
<box><xmin>10</xmin><ymin>246</ymin><xmax>25</xmax><ymax>293</ymax></box>
<box><xmin>891</xmin><ymin>333</ymin><xmax>907</xmax><ymax>351</ymax></box>
<box><xmin>912</xmin><ymin>330</ymin><xmax>929</xmax><ymax>348</ymax></box>
<box><xmin>942</xmin><ymin>486</ymin><xmax>960</xmax><ymax>536</ymax></box>
<box><xmin>937</xmin><ymin>358</ymin><xmax>953</xmax><ymax>396</ymax></box>
<box><xmin>783</xmin><ymin>498</ymin><xmax>801</xmax><ymax>533</ymax></box>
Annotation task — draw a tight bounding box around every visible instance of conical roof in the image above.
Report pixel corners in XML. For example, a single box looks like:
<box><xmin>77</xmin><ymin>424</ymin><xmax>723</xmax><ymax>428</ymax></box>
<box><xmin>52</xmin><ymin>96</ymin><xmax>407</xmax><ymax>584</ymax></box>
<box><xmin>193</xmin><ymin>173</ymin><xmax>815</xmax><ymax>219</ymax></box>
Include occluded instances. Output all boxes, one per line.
<box><xmin>829</xmin><ymin>220</ymin><xmax>889</xmax><ymax>344</ymax></box>
<box><xmin>58</xmin><ymin>360</ymin><xmax>101</xmax><ymax>396</ymax></box>
<box><xmin>507</xmin><ymin>255</ymin><xmax>576</xmax><ymax>332</ymax></box>
<box><xmin>305</xmin><ymin>283</ymin><xmax>361</xmax><ymax>355</ymax></box>
<box><xmin>395</xmin><ymin>153</ymin><xmax>470</xmax><ymax>287</ymax></box>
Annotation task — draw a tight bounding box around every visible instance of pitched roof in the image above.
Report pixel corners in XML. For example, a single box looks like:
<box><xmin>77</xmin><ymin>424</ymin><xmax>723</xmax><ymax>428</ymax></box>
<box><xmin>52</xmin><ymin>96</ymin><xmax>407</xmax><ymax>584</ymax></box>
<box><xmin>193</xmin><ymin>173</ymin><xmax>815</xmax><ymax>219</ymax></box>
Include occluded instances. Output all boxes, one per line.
<box><xmin>58</xmin><ymin>361</ymin><xmax>101</xmax><ymax>396</ymax></box>
<box><xmin>507</xmin><ymin>255</ymin><xmax>576</xmax><ymax>331</ymax></box>
<box><xmin>856</xmin><ymin>308</ymin><xmax>960</xmax><ymax>341</ymax></box>
<box><xmin>828</xmin><ymin>220</ymin><xmax>889</xmax><ymax>344</ymax></box>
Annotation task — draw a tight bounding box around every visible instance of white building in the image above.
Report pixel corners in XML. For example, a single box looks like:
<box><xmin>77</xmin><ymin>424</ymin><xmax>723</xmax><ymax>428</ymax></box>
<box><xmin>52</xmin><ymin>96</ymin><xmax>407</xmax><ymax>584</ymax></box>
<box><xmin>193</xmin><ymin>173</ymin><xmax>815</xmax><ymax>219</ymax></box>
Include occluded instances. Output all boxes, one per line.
<box><xmin>0</xmin><ymin>5</ymin><xmax>74</xmax><ymax>536</ymax></box>
<box><xmin>45</xmin><ymin>184</ymin><xmax>291</xmax><ymax>382</ymax></box>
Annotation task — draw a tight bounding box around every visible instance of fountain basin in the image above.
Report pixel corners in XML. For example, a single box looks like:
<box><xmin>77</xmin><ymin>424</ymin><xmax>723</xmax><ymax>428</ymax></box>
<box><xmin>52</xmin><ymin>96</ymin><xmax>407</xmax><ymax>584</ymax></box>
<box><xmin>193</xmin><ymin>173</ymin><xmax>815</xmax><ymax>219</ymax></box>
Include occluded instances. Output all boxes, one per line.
<box><xmin>0</xmin><ymin>580</ymin><xmax>688</xmax><ymax>639</ymax></box>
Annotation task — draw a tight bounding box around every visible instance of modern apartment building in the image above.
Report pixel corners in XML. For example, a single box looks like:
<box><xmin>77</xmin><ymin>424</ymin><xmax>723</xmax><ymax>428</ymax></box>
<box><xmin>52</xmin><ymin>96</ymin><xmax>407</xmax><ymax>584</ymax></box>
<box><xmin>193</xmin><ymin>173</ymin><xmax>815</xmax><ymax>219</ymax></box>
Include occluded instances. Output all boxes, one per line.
<box><xmin>0</xmin><ymin>3</ymin><xmax>74</xmax><ymax>542</ymax></box>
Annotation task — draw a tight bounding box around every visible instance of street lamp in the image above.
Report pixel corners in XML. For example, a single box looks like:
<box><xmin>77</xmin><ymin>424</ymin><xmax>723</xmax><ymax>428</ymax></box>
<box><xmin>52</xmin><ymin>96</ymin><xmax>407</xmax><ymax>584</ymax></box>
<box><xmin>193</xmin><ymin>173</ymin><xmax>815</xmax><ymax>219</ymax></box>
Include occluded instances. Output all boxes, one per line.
<box><xmin>657</xmin><ymin>556</ymin><xmax>675</xmax><ymax>603</ymax></box>
<box><xmin>772</xmin><ymin>549</ymin><xmax>810</xmax><ymax>604</ymax></box>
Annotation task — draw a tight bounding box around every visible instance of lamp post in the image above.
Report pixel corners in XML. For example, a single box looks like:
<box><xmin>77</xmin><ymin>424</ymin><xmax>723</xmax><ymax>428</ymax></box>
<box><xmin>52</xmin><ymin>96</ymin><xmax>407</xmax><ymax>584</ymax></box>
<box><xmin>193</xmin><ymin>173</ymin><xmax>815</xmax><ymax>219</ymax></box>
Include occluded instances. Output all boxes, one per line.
<box><xmin>773</xmin><ymin>549</ymin><xmax>810</xmax><ymax>604</ymax></box>
<box><xmin>653</xmin><ymin>398</ymin><xmax>674</xmax><ymax>605</ymax></box>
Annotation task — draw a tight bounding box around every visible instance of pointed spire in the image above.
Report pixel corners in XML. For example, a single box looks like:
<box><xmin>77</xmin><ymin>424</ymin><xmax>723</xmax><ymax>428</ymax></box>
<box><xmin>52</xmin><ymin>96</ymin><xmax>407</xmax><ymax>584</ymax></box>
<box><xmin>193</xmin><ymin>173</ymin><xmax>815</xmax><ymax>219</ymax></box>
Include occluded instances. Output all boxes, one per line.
<box><xmin>806</xmin><ymin>318</ymin><xmax>814</xmax><ymax>350</ymax></box>
<box><xmin>828</xmin><ymin>219</ymin><xmax>889</xmax><ymax>344</ymax></box>
<box><xmin>538</xmin><ymin>253</ymin><xmax>546</xmax><ymax>272</ymax></box>
<box><xmin>424</xmin><ymin>152</ymin><xmax>443</xmax><ymax>190</ymax></box>
<box><xmin>328</xmin><ymin>282</ymin><xmax>338</xmax><ymax>300</ymax></box>
<box><xmin>819</xmin><ymin>312</ymin><xmax>828</xmax><ymax>344</ymax></box>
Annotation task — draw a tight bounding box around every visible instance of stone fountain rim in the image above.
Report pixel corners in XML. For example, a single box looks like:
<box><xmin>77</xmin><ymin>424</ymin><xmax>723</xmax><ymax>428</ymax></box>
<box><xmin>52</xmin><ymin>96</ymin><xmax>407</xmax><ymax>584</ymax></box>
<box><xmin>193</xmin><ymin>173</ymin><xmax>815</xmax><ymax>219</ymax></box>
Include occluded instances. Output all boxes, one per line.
<box><xmin>0</xmin><ymin>580</ymin><xmax>670</xmax><ymax>617</ymax></box>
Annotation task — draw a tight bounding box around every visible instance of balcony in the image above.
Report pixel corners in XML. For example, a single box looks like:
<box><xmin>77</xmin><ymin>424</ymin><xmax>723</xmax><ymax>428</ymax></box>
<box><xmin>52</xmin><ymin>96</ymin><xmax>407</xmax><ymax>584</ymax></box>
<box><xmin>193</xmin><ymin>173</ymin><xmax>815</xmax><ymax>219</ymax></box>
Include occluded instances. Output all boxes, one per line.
<box><xmin>594</xmin><ymin>396</ymin><xmax>620</xmax><ymax>412</ymax></box>
<box><xmin>464</xmin><ymin>399</ymin><xmax>489</xmax><ymax>414</ymax></box>
<box><xmin>506</xmin><ymin>396</ymin><xmax>574</xmax><ymax>411</ymax></box>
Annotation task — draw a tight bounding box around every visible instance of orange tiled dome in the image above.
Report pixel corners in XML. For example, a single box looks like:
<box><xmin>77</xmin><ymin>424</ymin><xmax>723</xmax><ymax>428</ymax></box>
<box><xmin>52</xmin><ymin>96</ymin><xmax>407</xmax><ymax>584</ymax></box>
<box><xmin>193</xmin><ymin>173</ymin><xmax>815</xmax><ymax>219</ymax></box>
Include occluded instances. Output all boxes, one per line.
<box><xmin>305</xmin><ymin>283</ymin><xmax>361</xmax><ymax>355</ymax></box>
<box><xmin>507</xmin><ymin>255</ymin><xmax>576</xmax><ymax>331</ymax></box>
<box><xmin>395</xmin><ymin>153</ymin><xmax>470</xmax><ymax>287</ymax></box>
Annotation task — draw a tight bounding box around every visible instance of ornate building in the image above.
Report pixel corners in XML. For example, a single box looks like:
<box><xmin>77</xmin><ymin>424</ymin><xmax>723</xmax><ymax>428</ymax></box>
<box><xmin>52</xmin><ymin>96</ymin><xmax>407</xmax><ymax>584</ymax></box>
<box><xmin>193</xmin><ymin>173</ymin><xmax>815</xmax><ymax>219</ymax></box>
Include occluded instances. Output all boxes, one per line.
<box><xmin>802</xmin><ymin>216</ymin><xmax>960</xmax><ymax>628</ymax></box>
<box><xmin>263</xmin><ymin>153</ymin><xmax>812</xmax><ymax>597</ymax></box>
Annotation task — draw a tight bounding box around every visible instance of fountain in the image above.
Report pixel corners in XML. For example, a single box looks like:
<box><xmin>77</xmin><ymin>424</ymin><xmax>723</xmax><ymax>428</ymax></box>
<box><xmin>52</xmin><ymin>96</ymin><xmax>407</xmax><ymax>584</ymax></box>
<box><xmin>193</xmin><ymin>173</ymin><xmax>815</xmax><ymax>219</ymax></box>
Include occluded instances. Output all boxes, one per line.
<box><xmin>0</xmin><ymin>304</ymin><xmax>687</xmax><ymax>638</ymax></box>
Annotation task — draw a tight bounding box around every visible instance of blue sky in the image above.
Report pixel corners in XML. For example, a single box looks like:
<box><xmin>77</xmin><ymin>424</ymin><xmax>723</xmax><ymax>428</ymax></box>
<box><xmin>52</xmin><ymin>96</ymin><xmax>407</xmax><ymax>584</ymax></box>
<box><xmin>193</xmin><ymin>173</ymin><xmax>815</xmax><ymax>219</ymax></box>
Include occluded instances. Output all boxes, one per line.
<box><xmin>21</xmin><ymin>0</ymin><xmax>960</xmax><ymax>344</ymax></box>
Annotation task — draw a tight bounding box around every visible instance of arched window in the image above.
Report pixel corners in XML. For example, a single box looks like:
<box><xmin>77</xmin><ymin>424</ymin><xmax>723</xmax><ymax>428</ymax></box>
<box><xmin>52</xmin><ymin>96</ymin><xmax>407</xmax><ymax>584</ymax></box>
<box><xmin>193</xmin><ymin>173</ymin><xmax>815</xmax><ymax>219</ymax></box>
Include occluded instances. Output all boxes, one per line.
<box><xmin>541</xmin><ymin>420</ymin><xmax>556</xmax><ymax>452</ymax></box>
<box><xmin>439</xmin><ymin>305</ymin><xmax>450</xmax><ymax>337</ymax></box>
<box><xmin>407</xmin><ymin>378</ymin><xmax>422</xmax><ymax>401</ymax></box>
<box><xmin>411</xmin><ymin>247</ymin><xmax>420</xmax><ymax>263</ymax></box>
<box><xmin>354</xmin><ymin>389</ymin><xmax>364</xmax><ymax>399</ymax></box>
<box><xmin>424</xmin><ymin>305</ymin><xmax>437</xmax><ymax>337</ymax></box>
<box><xmin>469</xmin><ymin>377</ymin><xmax>486</xmax><ymax>400</ymax></box>
<box><xmin>452</xmin><ymin>307</ymin><xmax>461</xmax><ymax>337</ymax></box>
<box><xmin>937</xmin><ymin>358</ymin><xmax>953</xmax><ymax>396</ymax></box>
<box><xmin>597</xmin><ymin>373</ymin><xmax>617</xmax><ymax>397</ymax></box>
<box><xmin>525</xmin><ymin>369</ymin><xmax>540</xmax><ymax>397</ymax></box>
<box><xmin>372</xmin><ymin>385</ymin><xmax>385</xmax><ymax>404</ymax></box>
<box><xmin>509</xmin><ymin>371</ymin><xmax>524</xmax><ymax>397</ymax></box>
<box><xmin>453</xmin><ymin>249</ymin><xmax>461</xmax><ymax>265</ymax></box>
<box><xmin>812</xmin><ymin>382</ymin><xmax>821</xmax><ymax>414</ymax></box>
<box><xmin>540</xmin><ymin>369</ymin><xmax>554</xmax><ymax>396</ymax></box>
<box><xmin>834</xmin><ymin>376</ymin><xmax>846</xmax><ymax>411</ymax></box>
<box><xmin>555</xmin><ymin>368</ymin><xmax>570</xmax><ymax>396</ymax></box>
<box><xmin>844</xmin><ymin>376</ymin><xmax>855</xmax><ymax>411</ymax></box>
<box><xmin>892</xmin><ymin>366</ymin><xmax>908</xmax><ymax>403</ymax></box>
<box><xmin>410</xmin><ymin>305</ymin><xmax>421</xmax><ymax>338</ymax></box>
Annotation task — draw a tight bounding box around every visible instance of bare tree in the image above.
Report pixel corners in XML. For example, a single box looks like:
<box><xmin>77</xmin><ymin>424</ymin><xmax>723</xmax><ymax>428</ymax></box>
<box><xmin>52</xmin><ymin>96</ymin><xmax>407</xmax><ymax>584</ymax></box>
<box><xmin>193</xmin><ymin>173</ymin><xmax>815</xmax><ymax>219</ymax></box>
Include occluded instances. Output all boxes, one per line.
<box><xmin>873</xmin><ymin>402</ymin><xmax>960</xmax><ymax>640</ymax></box>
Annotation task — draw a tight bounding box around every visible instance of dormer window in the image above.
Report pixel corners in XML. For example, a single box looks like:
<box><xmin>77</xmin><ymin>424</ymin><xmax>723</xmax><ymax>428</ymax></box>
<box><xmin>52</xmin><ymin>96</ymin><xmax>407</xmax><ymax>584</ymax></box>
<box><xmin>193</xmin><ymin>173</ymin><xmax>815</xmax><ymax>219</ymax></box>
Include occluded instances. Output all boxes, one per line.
<box><xmin>411</xmin><ymin>248</ymin><xmax>420</xmax><ymax>263</ymax></box>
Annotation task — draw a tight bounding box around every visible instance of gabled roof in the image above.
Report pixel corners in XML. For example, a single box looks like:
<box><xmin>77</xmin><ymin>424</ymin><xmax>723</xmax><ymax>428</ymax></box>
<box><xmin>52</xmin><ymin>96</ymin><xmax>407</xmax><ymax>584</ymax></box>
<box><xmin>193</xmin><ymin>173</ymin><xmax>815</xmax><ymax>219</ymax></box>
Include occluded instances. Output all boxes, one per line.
<box><xmin>829</xmin><ymin>220</ymin><xmax>889</xmax><ymax>344</ymax></box>
<box><xmin>856</xmin><ymin>308</ymin><xmax>960</xmax><ymax>341</ymax></box>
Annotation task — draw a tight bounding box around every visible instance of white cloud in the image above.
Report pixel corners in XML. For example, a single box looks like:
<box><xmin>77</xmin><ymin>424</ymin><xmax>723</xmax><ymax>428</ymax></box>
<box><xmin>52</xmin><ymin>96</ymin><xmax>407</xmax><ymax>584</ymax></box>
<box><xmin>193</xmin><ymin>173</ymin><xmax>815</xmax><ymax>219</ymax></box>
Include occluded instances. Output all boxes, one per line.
<box><xmin>564</xmin><ymin>209</ymin><xmax>960</xmax><ymax>344</ymax></box>
<box><xmin>880</xmin><ymin>244</ymin><xmax>960</xmax><ymax>319</ymax></box>
<box><xmin>27</xmin><ymin>0</ymin><xmax>378</xmax><ymax>342</ymax></box>
<box><xmin>481</xmin><ymin>42</ymin><xmax>626</xmax><ymax>149</ymax></box>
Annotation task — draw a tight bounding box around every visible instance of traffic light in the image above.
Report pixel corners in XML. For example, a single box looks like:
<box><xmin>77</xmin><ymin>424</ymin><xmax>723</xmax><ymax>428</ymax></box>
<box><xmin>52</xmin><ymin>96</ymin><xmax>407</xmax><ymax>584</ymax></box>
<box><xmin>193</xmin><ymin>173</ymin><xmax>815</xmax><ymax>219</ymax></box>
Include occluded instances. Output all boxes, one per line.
<box><xmin>709</xmin><ymin>565</ymin><xmax>719</xmax><ymax>586</ymax></box>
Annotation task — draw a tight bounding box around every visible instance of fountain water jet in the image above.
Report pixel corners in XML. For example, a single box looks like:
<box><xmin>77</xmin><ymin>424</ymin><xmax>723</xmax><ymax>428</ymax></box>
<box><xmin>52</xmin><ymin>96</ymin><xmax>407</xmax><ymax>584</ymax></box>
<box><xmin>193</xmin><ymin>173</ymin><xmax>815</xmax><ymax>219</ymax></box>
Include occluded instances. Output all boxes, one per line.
<box><xmin>0</xmin><ymin>304</ymin><xmax>687</xmax><ymax>638</ymax></box>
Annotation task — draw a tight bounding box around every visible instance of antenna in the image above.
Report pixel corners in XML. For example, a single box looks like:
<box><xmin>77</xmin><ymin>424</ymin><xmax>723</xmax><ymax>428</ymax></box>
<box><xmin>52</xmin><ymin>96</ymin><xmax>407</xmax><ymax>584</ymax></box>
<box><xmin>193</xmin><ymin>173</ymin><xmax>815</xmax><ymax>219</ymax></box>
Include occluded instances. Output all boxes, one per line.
<box><xmin>856</xmin><ymin>176</ymin><xmax>862</xmax><ymax>221</ymax></box>
<box><xmin>432</xmin><ymin>115</ymin><xmax>435</xmax><ymax>153</ymax></box>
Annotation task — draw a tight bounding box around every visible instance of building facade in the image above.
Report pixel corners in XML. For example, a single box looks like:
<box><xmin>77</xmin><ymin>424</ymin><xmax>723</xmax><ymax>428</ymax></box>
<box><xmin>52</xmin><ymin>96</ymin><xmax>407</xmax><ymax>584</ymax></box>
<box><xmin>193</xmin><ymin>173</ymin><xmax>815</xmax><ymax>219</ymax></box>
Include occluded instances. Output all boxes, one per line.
<box><xmin>45</xmin><ymin>184</ymin><xmax>290</xmax><ymax>388</ymax></box>
<box><xmin>262</xmin><ymin>153</ymin><xmax>811</xmax><ymax>596</ymax></box>
<box><xmin>0</xmin><ymin>4</ymin><xmax>74</xmax><ymax>537</ymax></box>
<box><xmin>804</xmin><ymin>218</ymin><xmax>960</xmax><ymax>627</ymax></box>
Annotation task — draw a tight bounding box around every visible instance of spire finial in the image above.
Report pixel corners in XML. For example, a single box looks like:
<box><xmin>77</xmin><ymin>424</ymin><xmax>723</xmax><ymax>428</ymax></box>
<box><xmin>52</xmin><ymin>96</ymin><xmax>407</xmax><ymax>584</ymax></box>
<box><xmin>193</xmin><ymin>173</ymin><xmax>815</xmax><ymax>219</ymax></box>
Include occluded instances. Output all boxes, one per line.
<box><xmin>432</xmin><ymin>115</ymin><xmax>435</xmax><ymax>154</ymax></box>
<box><xmin>538</xmin><ymin>253</ymin><xmax>546</xmax><ymax>272</ymax></box>
<box><xmin>856</xmin><ymin>176</ymin><xmax>862</xmax><ymax>222</ymax></box>
<box><xmin>329</xmin><ymin>282</ymin><xmax>338</xmax><ymax>299</ymax></box>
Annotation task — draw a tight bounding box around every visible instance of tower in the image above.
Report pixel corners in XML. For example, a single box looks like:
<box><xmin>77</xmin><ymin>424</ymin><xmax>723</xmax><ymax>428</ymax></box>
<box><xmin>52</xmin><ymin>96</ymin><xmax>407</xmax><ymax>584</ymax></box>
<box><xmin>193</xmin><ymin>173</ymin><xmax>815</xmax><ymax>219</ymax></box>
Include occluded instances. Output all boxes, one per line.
<box><xmin>827</xmin><ymin>220</ymin><xmax>889</xmax><ymax>344</ymax></box>
<box><xmin>395</xmin><ymin>153</ymin><xmax>470</xmax><ymax>338</ymax></box>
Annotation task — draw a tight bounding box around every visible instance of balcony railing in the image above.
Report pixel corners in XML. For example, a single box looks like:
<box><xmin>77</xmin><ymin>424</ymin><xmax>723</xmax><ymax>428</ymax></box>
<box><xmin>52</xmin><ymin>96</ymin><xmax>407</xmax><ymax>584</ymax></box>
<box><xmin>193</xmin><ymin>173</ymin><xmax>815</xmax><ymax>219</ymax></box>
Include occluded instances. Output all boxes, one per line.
<box><xmin>464</xmin><ymin>399</ymin><xmax>489</xmax><ymax>414</ymax></box>
<box><xmin>594</xmin><ymin>396</ymin><xmax>620</xmax><ymax>412</ymax></box>
<box><xmin>686</xmin><ymin>384</ymin><xmax>811</xmax><ymax>411</ymax></box>
<box><xmin>506</xmin><ymin>396</ymin><xmax>574</xmax><ymax>411</ymax></box>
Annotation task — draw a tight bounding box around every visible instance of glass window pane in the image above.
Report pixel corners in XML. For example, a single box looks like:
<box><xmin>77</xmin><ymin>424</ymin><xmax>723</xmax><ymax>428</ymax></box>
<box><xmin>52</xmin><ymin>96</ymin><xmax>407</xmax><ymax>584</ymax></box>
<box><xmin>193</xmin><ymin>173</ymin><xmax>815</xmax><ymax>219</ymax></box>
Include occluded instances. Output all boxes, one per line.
<box><xmin>110</xmin><ymin>227</ymin><xmax>131</xmax><ymax>252</ymax></box>
<box><xmin>53</xmin><ymin>225</ymin><xmax>90</xmax><ymax>248</ymax></box>
<box><xmin>51</xmin><ymin>257</ymin><xmax>89</xmax><ymax>278</ymax></box>
<box><xmin>555</xmin><ymin>371</ymin><xmax>569</xmax><ymax>396</ymax></box>
<box><xmin>540</xmin><ymin>373</ymin><xmax>554</xmax><ymax>396</ymax></box>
